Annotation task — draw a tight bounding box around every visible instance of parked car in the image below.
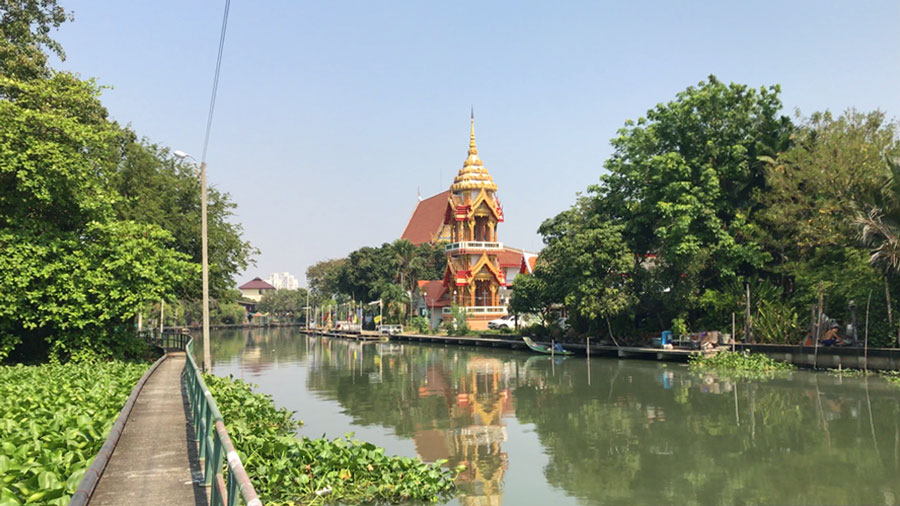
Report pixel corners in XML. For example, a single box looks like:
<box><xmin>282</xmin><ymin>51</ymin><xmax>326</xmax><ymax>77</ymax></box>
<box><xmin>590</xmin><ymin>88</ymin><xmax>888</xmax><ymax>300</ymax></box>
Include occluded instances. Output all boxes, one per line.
<box><xmin>488</xmin><ymin>315</ymin><xmax>516</xmax><ymax>330</ymax></box>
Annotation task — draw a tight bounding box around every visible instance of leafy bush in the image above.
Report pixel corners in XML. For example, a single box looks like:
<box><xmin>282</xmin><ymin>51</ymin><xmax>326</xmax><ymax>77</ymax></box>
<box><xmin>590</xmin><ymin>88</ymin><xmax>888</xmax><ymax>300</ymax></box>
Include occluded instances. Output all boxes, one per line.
<box><xmin>410</xmin><ymin>316</ymin><xmax>430</xmax><ymax>335</ymax></box>
<box><xmin>754</xmin><ymin>299</ymin><xmax>802</xmax><ymax>343</ymax></box>
<box><xmin>204</xmin><ymin>374</ymin><xmax>461</xmax><ymax>504</ymax></box>
<box><xmin>0</xmin><ymin>361</ymin><xmax>149</xmax><ymax>505</ymax></box>
<box><xmin>443</xmin><ymin>304</ymin><xmax>470</xmax><ymax>337</ymax></box>
<box><xmin>688</xmin><ymin>351</ymin><xmax>794</xmax><ymax>379</ymax></box>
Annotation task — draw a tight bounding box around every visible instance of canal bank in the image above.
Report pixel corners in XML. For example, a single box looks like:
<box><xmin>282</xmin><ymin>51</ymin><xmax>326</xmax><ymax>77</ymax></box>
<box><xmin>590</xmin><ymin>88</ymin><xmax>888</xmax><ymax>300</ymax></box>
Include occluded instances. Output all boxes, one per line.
<box><xmin>298</xmin><ymin>328</ymin><xmax>900</xmax><ymax>371</ymax></box>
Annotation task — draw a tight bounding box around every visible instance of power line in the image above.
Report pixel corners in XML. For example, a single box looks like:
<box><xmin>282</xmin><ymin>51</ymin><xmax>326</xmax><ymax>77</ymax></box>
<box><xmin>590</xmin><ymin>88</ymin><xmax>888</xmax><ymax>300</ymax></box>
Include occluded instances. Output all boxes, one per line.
<box><xmin>201</xmin><ymin>0</ymin><xmax>231</xmax><ymax>163</ymax></box>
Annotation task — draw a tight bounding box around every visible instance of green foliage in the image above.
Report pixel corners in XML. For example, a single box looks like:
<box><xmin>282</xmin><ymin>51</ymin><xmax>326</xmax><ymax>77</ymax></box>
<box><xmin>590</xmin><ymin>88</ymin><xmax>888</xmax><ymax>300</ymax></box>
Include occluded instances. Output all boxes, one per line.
<box><xmin>204</xmin><ymin>373</ymin><xmax>460</xmax><ymax>504</ymax></box>
<box><xmin>110</xmin><ymin>139</ymin><xmax>257</xmax><ymax>302</ymax></box>
<box><xmin>306</xmin><ymin>258</ymin><xmax>347</xmax><ymax>299</ymax></box>
<box><xmin>0</xmin><ymin>0</ymin><xmax>71</xmax><ymax>81</ymax></box>
<box><xmin>256</xmin><ymin>289</ymin><xmax>309</xmax><ymax>318</ymax></box>
<box><xmin>753</xmin><ymin>299</ymin><xmax>802</xmax><ymax>344</ymax></box>
<box><xmin>410</xmin><ymin>316</ymin><xmax>430</xmax><ymax>334</ymax></box>
<box><xmin>688</xmin><ymin>351</ymin><xmax>794</xmax><ymax>379</ymax></box>
<box><xmin>444</xmin><ymin>304</ymin><xmax>470</xmax><ymax>336</ymax></box>
<box><xmin>310</xmin><ymin>241</ymin><xmax>445</xmax><ymax>303</ymax></box>
<box><xmin>0</xmin><ymin>74</ymin><xmax>195</xmax><ymax>361</ymax></box>
<box><xmin>671</xmin><ymin>317</ymin><xmax>689</xmax><ymax>339</ymax></box>
<box><xmin>0</xmin><ymin>360</ymin><xmax>148</xmax><ymax>505</ymax></box>
<box><xmin>593</xmin><ymin>75</ymin><xmax>790</xmax><ymax>329</ymax></box>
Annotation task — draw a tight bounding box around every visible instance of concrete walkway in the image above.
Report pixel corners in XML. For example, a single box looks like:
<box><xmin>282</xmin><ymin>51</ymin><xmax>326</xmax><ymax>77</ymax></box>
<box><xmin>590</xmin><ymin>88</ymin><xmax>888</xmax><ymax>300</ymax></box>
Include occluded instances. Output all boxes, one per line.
<box><xmin>90</xmin><ymin>352</ymin><xmax>208</xmax><ymax>506</ymax></box>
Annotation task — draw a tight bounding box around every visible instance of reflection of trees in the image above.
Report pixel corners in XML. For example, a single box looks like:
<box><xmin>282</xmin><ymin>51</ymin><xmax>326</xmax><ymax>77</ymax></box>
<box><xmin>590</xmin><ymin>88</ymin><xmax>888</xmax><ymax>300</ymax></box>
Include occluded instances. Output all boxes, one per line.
<box><xmin>303</xmin><ymin>340</ymin><xmax>514</xmax><ymax>505</ymax></box>
<box><xmin>213</xmin><ymin>330</ymin><xmax>900</xmax><ymax>505</ymax></box>
<box><xmin>210</xmin><ymin>328</ymin><xmax>310</xmax><ymax>375</ymax></box>
<box><xmin>515</xmin><ymin>360</ymin><xmax>900</xmax><ymax>505</ymax></box>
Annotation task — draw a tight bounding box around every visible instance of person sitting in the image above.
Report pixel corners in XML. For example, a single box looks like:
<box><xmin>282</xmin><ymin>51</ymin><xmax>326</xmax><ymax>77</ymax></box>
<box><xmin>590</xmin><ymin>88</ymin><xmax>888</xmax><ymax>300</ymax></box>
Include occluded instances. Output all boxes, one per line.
<box><xmin>821</xmin><ymin>324</ymin><xmax>843</xmax><ymax>347</ymax></box>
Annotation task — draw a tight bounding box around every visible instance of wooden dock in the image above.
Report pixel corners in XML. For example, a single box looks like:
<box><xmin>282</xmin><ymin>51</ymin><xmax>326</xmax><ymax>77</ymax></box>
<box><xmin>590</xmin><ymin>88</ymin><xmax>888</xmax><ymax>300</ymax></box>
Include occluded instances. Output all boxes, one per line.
<box><xmin>298</xmin><ymin>329</ymin><xmax>701</xmax><ymax>362</ymax></box>
<box><xmin>295</xmin><ymin>329</ymin><xmax>900</xmax><ymax>370</ymax></box>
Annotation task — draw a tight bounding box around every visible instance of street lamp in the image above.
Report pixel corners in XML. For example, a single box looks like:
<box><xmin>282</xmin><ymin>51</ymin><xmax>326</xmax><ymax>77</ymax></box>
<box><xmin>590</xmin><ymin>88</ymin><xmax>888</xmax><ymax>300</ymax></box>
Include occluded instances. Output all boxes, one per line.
<box><xmin>174</xmin><ymin>150</ymin><xmax>211</xmax><ymax>372</ymax></box>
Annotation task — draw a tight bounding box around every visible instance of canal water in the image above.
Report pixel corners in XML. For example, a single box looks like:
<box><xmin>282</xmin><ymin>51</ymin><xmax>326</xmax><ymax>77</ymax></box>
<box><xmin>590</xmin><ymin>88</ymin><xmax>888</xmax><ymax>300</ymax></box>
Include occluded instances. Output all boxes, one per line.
<box><xmin>209</xmin><ymin>327</ymin><xmax>900</xmax><ymax>505</ymax></box>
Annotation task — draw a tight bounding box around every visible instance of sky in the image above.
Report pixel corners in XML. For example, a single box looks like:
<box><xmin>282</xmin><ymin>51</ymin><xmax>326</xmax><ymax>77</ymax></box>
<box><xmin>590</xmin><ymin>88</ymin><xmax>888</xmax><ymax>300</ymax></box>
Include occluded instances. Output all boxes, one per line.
<box><xmin>51</xmin><ymin>1</ymin><xmax>900</xmax><ymax>287</ymax></box>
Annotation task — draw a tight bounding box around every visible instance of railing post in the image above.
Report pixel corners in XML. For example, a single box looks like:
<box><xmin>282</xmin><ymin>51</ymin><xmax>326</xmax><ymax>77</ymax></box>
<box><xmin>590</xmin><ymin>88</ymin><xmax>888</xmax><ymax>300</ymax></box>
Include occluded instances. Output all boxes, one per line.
<box><xmin>227</xmin><ymin>471</ymin><xmax>238</xmax><ymax>506</ymax></box>
<box><xmin>205</xmin><ymin>431</ymin><xmax>222</xmax><ymax>486</ymax></box>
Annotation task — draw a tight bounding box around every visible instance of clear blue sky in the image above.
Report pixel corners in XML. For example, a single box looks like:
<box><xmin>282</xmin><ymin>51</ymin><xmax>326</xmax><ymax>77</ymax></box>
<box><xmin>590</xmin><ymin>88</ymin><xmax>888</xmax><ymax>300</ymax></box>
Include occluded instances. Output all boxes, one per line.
<box><xmin>52</xmin><ymin>1</ymin><xmax>900</xmax><ymax>287</ymax></box>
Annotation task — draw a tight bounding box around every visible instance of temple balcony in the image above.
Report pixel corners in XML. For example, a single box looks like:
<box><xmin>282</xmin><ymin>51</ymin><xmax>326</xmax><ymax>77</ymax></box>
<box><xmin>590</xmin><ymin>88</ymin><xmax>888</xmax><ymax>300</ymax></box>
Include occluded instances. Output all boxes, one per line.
<box><xmin>445</xmin><ymin>241</ymin><xmax>504</xmax><ymax>253</ymax></box>
<box><xmin>442</xmin><ymin>306</ymin><xmax>507</xmax><ymax>315</ymax></box>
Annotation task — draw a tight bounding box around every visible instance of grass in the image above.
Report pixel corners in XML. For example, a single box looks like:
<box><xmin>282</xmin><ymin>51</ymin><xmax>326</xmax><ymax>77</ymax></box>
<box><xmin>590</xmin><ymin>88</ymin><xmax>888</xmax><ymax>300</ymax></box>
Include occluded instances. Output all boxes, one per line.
<box><xmin>204</xmin><ymin>374</ymin><xmax>461</xmax><ymax>504</ymax></box>
<box><xmin>0</xmin><ymin>360</ymin><xmax>149</xmax><ymax>506</ymax></box>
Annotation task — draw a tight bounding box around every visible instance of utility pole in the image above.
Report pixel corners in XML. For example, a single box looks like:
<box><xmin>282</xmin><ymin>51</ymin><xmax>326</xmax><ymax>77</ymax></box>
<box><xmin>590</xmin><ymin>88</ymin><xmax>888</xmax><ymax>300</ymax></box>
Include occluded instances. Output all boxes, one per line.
<box><xmin>160</xmin><ymin>298</ymin><xmax>165</xmax><ymax>335</ymax></box>
<box><xmin>201</xmin><ymin>161</ymin><xmax>211</xmax><ymax>372</ymax></box>
<box><xmin>305</xmin><ymin>290</ymin><xmax>309</xmax><ymax>331</ymax></box>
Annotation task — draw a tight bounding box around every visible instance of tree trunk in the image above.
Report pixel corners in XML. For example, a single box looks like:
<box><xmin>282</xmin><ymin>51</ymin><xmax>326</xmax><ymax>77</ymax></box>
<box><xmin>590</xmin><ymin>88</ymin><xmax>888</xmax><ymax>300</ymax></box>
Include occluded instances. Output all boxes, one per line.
<box><xmin>885</xmin><ymin>277</ymin><xmax>893</xmax><ymax>325</ymax></box>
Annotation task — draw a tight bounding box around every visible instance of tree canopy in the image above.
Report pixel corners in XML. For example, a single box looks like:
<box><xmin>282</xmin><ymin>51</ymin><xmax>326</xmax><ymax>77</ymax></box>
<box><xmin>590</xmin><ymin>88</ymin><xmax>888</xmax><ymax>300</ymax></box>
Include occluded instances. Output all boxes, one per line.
<box><xmin>518</xmin><ymin>76</ymin><xmax>900</xmax><ymax>346</ymax></box>
<box><xmin>0</xmin><ymin>1</ymin><xmax>254</xmax><ymax>360</ymax></box>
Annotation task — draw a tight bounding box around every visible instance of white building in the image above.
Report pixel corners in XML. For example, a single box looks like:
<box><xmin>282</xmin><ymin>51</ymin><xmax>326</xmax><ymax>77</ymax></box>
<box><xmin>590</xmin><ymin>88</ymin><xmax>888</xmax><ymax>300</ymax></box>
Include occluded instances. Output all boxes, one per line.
<box><xmin>266</xmin><ymin>272</ymin><xmax>299</xmax><ymax>290</ymax></box>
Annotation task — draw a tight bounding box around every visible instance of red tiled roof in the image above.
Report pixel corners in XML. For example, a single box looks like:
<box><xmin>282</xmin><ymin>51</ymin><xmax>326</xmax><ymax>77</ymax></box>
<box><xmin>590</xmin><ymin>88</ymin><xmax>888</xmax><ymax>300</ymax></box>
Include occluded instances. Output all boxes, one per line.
<box><xmin>239</xmin><ymin>277</ymin><xmax>275</xmax><ymax>290</ymax></box>
<box><xmin>498</xmin><ymin>248</ymin><xmax>523</xmax><ymax>267</ymax></box>
<box><xmin>401</xmin><ymin>191</ymin><xmax>450</xmax><ymax>245</ymax></box>
<box><xmin>418</xmin><ymin>279</ymin><xmax>450</xmax><ymax>307</ymax></box>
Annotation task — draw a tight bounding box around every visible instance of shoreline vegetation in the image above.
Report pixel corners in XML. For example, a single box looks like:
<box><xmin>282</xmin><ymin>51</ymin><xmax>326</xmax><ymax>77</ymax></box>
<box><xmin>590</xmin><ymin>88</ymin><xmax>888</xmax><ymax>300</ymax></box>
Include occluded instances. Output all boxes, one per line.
<box><xmin>688</xmin><ymin>351</ymin><xmax>795</xmax><ymax>379</ymax></box>
<box><xmin>204</xmin><ymin>373</ymin><xmax>461</xmax><ymax>504</ymax></box>
<box><xmin>0</xmin><ymin>360</ymin><xmax>149</xmax><ymax>506</ymax></box>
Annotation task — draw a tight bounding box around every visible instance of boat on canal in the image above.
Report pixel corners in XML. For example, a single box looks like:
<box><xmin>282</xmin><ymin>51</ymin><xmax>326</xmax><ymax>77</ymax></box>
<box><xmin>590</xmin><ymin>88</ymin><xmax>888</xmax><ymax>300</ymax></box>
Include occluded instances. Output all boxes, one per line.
<box><xmin>522</xmin><ymin>336</ymin><xmax>574</xmax><ymax>355</ymax></box>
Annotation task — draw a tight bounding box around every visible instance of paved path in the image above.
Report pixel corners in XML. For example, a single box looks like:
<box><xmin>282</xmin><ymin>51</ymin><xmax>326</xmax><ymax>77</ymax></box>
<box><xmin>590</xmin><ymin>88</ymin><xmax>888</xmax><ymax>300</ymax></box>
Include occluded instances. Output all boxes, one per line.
<box><xmin>90</xmin><ymin>352</ymin><xmax>208</xmax><ymax>506</ymax></box>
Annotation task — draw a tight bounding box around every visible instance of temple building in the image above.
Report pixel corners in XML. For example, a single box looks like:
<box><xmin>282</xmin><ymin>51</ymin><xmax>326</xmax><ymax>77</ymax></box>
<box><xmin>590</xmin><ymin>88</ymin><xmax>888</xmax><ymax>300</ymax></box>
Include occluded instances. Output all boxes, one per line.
<box><xmin>403</xmin><ymin>116</ymin><xmax>536</xmax><ymax>330</ymax></box>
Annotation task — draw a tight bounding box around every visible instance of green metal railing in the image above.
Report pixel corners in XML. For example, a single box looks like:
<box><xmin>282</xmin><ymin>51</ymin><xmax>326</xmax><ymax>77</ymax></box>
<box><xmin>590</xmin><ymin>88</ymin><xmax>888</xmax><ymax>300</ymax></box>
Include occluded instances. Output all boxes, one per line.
<box><xmin>182</xmin><ymin>337</ymin><xmax>262</xmax><ymax>506</ymax></box>
<box><xmin>139</xmin><ymin>329</ymin><xmax>190</xmax><ymax>350</ymax></box>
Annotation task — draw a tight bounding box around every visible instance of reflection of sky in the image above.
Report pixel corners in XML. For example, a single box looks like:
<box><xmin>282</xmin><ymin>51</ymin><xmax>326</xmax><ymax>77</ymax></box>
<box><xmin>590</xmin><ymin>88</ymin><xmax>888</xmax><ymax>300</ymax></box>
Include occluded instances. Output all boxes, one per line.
<box><xmin>500</xmin><ymin>417</ymin><xmax>580</xmax><ymax>506</ymax></box>
<box><xmin>213</xmin><ymin>354</ymin><xmax>420</xmax><ymax>458</ymax></box>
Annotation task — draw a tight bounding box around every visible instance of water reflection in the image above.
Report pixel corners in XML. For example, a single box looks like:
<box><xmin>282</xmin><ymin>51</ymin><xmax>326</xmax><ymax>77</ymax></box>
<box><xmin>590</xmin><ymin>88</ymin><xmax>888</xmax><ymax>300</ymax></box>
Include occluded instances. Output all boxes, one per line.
<box><xmin>210</xmin><ymin>328</ymin><xmax>900</xmax><ymax>506</ymax></box>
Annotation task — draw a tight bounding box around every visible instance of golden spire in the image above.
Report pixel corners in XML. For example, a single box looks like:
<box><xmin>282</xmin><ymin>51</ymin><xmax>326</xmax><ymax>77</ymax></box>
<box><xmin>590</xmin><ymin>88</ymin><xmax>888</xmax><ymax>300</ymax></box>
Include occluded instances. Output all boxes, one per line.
<box><xmin>468</xmin><ymin>107</ymin><xmax>478</xmax><ymax>158</ymax></box>
<box><xmin>452</xmin><ymin>110</ymin><xmax>497</xmax><ymax>192</ymax></box>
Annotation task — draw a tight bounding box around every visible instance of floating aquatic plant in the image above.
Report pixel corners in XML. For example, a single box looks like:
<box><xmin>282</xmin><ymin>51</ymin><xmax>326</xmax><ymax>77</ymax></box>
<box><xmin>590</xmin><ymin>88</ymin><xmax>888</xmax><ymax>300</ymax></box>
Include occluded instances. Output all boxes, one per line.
<box><xmin>0</xmin><ymin>361</ymin><xmax>148</xmax><ymax>506</ymax></box>
<box><xmin>204</xmin><ymin>374</ymin><xmax>462</xmax><ymax>504</ymax></box>
<box><xmin>688</xmin><ymin>350</ymin><xmax>794</xmax><ymax>379</ymax></box>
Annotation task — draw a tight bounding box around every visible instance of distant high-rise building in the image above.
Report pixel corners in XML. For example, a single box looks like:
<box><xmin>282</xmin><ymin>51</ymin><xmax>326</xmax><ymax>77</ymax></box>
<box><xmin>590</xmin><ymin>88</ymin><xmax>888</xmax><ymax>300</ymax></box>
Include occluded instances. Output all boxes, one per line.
<box><xmin>266</xmin><ymin>272</ymin><xmax>299</xmax><ymax>290</ymax></box>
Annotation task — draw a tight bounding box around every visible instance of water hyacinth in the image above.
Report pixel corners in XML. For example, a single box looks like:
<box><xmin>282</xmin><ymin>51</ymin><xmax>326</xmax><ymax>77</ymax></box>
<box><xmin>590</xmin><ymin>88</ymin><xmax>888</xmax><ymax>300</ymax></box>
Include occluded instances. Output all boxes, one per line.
<box><xmin>688</xmin><ymin>350</ymin><xmax>794</xmax><ymax>379</ymax></box>
<box><xmin>204</xmin><ymin>374</ymin><xmax>461</xmax><ymax>504</ymax></box>
<box><xmin>0</xmin><ymin>361</ymin><xmax>149</xmax><ymax>506</ymax></box>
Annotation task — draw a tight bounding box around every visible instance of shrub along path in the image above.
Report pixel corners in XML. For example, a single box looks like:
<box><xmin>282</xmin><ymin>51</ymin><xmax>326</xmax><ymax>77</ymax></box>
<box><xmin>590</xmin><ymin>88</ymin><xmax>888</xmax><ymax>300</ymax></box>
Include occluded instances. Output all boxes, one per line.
<box><xmin>88</xmin><ymin>352</ymin><xmax>207</xmax><ymax>505</ymax></box>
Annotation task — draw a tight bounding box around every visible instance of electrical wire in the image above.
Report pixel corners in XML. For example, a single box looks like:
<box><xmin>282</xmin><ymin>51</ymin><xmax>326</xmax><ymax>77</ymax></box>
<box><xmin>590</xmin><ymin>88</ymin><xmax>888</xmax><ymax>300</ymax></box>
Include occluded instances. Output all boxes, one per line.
<box><xmin>201</xmin><ymin>0</ymin><xmax>231</xmax><ymax>163</ymax></box>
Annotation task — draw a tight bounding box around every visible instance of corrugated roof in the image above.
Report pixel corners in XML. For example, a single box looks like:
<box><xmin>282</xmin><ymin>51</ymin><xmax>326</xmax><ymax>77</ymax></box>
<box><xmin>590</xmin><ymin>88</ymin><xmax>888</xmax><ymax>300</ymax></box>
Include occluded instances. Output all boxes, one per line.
<box><xmin>401</xmin><ymin>190</ymin><xmax>450</xmax><ymax>245</ymax></box>
<box><xmin>239</xmin><ymin>277</ymin><xmax>275</xmax><ymax>290</ymax></box>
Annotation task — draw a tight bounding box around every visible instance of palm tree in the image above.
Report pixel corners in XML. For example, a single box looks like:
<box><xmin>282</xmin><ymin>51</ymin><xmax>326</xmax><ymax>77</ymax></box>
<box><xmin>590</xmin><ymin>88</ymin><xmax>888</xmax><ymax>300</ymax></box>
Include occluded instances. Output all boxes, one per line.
<box><xmin>391</xmin><ymin>239</ymin><xmax>418</xmax><ymax>321</ymax></box>
<box><xmin>855</xmin><ymin>154</ymin><xmax>900</xmax><ymax>345</ymax></box>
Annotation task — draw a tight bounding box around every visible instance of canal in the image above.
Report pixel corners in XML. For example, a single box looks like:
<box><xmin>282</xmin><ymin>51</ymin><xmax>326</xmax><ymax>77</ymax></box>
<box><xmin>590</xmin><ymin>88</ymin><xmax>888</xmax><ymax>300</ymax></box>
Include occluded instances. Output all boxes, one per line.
<box><xmin>210</xmin><ymin>327</ymin><xmax>900</xmax><ymax>505</ymax></box>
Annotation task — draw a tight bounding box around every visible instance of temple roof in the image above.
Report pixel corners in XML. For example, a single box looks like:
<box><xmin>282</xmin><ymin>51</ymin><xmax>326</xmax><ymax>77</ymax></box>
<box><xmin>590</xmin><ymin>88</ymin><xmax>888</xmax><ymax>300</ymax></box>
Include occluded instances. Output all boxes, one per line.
<box><xmin>401</xmin><ymin>190</ymin><xmax>451</xmax><ymax>245</ymax></box>
<box><xmin>450</xmin><ymin>116</ymin><xmax>498</xmax><ymax>192</ymax></box>
<box><xmin>497</xmin><ymin>248</ymin><xmax>524</xmax><ymax>267</ymax></box>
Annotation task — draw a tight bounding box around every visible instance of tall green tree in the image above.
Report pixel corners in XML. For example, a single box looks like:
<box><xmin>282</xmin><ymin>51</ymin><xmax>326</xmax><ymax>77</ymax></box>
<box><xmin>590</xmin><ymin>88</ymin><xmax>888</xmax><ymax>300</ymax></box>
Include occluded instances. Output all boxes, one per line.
<box><xmin>0</xmin><ymin>0</ymin><xmax>70</xmax><ymax>81</ymax></box>
<box><xmin>759</xmin><ymin>110</ymin><xmax>899</xmax><ymax>345</ymax></box>
<box><xmin>0</xmin><ymin>74</ymin><xmax>195</xmax><ymax>360</ymax></box>
<box><xmin>110</xmin><ymin>137</ymin><xmax>257</xmax><ymax>301</ymax></box>
<box><xmin>593</xmin><ymin>75</ymin><xmax>792</xmax><ymax>330</ymax></box>
<box><xmin>307</xmin><ymin>258</ymin><xmax>346</xmax><ymax>299</ymax></box>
